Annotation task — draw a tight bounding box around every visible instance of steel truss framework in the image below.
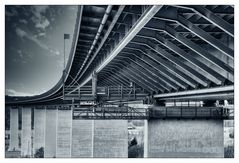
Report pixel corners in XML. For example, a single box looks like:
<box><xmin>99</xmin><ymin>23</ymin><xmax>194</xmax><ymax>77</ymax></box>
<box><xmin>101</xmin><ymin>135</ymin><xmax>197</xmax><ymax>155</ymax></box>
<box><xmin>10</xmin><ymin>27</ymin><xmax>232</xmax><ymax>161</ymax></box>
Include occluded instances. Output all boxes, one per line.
<box><xmin>6</xmin><ymin>5</ymin><xmax>234</xmax><ymax>106</ymax></box>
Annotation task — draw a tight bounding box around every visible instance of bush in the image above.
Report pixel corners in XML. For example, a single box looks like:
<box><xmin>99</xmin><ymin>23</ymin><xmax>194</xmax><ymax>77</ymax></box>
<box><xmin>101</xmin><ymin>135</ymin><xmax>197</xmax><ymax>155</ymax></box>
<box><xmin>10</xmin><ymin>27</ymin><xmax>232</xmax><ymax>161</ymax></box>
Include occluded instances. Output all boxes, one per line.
<box><xmin>224</xmin><ymin>146</ymin><xmax>234</xmax><ymax>158</ymax></box>
<box><xmin>128</xmin><ymin>144</ymin><xmax>144</xmax><ymax>158</ymax></box>
<box><xmin>34</xmin><ymin>147</ymin><xmax>44</xmax><ymax>158</ymax></box>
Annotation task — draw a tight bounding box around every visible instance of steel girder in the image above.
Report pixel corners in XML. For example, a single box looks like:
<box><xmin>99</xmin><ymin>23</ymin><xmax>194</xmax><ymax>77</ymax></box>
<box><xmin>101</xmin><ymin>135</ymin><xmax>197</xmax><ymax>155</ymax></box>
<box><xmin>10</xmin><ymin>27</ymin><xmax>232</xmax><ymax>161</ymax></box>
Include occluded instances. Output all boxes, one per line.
<box><xmin>124</xmin><ymin>46</ymin><xmax>198</xmax><ymax>88</ymax></box>
<box><xmin>115</xmin><ymin>56</ymin><xmax>176</xmax><ymax>91</ymax></box>
<box><xmin>177</xmin><ymin>5</ymin><xmax>234</xmax><ymax>37</ymax></box>
<box><xmin>76</xmin><ymin>5</ymin><xmax>163</xmax><ymax>90</ymax></box>
<box><xmin>96</xmin><ymin>5</ymin><xmax>163</xmax><ymax>73</ymax></box>
<box><xmin>78</xmin><ymin>6</ymin><xmax>126</xmax><ymax>81</ymax></box>
<box><xmin>101</xmin><ymin>69</ymin><xmax>131</xmax><ymax>85</ymax></box>
<box><xmin>105</xmin><ymin>64</ymin><xmax>156</xmax><ymax>92</ymax></box>
<box><xmin>100</xmin><ymin>66</ymin><xmax>152</xmax><ymax>92</ymax></box>
<box><xmin>177</xmin><ymin>15</ymin><xmax>233</xmax><ymax>59</ymax></box>
<box><xmin>135</xmin><ymin>32</ymin><xmax>230</xmax><ymax>84</ymax></box>
<box><xmin>113</xmin><ymin>57</ymin><xmax>168</xmax><ymax>91</ymax></box>
<box><xmin>154</xmin><ymin>85</ymin><xmax>233</xmax><ymax>99</ymax></box>
<box><xmin>120</xmin><ymin>51</ymin><xmax>188</xmax><ymax>89</ymax></box>
<box><xmin>143</xmin><ymin>22</ymin><xmax>234</xmax><ymax>74</ymax></box>
<box><xmin>108</xmin><ymin>62</ymin><xmax>161</xmax><ymax>91</ymax></box>
<box><xmin>129</xmin><ymin>39</ymin><xmax>209</xmax><ymax>87</ymax></box>
<box><xmin>99</xmin><ymin>71</ymin><xmax>129</xmax><ymax>86</ymax></box>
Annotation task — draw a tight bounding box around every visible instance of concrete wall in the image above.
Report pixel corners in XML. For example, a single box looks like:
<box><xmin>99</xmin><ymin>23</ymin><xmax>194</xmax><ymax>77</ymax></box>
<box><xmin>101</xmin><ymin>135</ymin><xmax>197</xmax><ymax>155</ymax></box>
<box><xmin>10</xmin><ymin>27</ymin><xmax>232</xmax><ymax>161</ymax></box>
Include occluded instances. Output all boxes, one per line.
<box><xmin>33</xmin><ymin>108</ymin><xmax>46</xmax><ymax>154</ymax></box>
<box><xmin>9</xmin><ymin>108</ymin><xmax>19</xmax><ymax>151</ymax></box>
<box><xmin>93</xmin><ymin>120</ymin><xmax>128</xmax><ymax>158</ymax></box>
<box><xmin>44</xmin><ymin>109</ymin><xmax>57</xmax><ymax>158</ymax></box>
<box><xmin>71</xmin><ymin>120</ymin><xmax>93</xmax><ymax>158</ymax></box>
<box><xmin>147</xmin><ymin>119</ymin><xmax>224</xmax><ymax>158</ymax></box>
<box><xmin>56</xmin><ymin>109</ymin><xmax>72</xmax><ymax>158</ymax></box>
<box><xmin>21</xmin><ymin>108</ymin><xmax>32</xmax><ymax>157</ymax></box>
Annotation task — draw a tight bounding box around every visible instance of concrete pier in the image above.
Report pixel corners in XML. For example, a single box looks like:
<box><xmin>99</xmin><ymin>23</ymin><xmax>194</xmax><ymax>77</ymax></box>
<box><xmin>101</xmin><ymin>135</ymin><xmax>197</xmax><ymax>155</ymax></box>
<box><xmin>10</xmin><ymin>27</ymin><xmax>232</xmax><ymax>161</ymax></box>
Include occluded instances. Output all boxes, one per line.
<box><xmin>71</xmin><ymin>120</ymin><xmax>93</xmax><ymax>157</ymax></box>
<box><xmin>44</xmin><ymin>108</ymin><xmax>57</xmax><ymax>158</ymax></box>
<box><xmin>9</xmin><ymin>108</ymin><xmax>19</xmax><ymax>151</ymax></box>
<box><xmin>21</xmin><ymin>107</ymin><xmax>32</xmax><ymax>157</ymax></box>
<box><xmin>33</xmin><ymin>108</ymin><xmax>46</xmax><ymax>155</ymax></box>
<box><xmin>56</xmin><ymin>109</ymin><xmax>72</xmax><ymax>158</ymax></box>
<box><xmin>147</xmin><ymin>119</ymin><xmax>224</xmax><ymax>158</ymax></box>
<box><xmin>93</xmin><ymin>120</ymin><xmax>128</xmax><ymax>158</ymax></box>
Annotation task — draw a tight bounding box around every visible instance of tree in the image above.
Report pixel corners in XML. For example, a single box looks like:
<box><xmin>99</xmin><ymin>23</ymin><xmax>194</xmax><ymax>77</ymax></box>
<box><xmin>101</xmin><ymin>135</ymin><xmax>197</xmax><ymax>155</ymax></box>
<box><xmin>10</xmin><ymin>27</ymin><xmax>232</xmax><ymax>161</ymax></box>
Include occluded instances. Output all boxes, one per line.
<box><xmin>34</xmin><ymin>147</ymin><xmax>44</xmax><ymax>158</ymax></box>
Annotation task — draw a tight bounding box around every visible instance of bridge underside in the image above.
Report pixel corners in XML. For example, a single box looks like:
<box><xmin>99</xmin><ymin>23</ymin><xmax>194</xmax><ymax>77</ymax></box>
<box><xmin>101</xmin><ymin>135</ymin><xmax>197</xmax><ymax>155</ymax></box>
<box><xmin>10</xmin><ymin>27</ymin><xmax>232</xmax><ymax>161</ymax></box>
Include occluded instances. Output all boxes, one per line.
<box><xmin>5</xmin><ymin>5</ymin><xmax>234</xmax><ymax>107</ymax></box>
<box><xmin>5</xmin><ymin>5</ymin><xmax>234</xmax><ymax>158</ymax></box>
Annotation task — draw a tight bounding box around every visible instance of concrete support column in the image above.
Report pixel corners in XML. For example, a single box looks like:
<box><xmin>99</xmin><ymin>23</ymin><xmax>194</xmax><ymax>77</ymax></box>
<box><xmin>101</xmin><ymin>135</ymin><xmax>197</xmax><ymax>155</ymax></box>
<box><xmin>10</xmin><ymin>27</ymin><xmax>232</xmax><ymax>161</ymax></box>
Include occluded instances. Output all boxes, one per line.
<box><xmin>44</xmin><ymin>108</ymin><xmax>57</xmax><ymax>158</ymax></box>
<box><xmin>93</xmin><ymin>120</ymin><xmax>128</xmax><ymax>158</ymax></box>
<box><xmin>56</xmin><ymin>108</ymin><xmax>72</xmax><ymax>158</ymax></box>
<box><xmin>21</xmin><ymin>107</ymin><xmax>32</xmax><ymax>157</ymax></box>
<box><xmin>144</xmin><ymin>120</ymin><xmax>148</xmax><ymax>158</ymax></box>
<box><xmin>9</xmin><ymin>107</ymin><xmax>19</xmax><ymax>151</ymax></box>
<box><xmin>71</xmin><ymin>120</ymin><xmax>93</xmax><ymax>157</ymax></box>
<box><xmin>33</xmin><ymin>107</ymin><xmax>46</xmax><ymax>155</ymax></box>
<box><xmin>148</xmin><ymin>120</ymin><xmax>224</xmax><ymax>158</ymax></box>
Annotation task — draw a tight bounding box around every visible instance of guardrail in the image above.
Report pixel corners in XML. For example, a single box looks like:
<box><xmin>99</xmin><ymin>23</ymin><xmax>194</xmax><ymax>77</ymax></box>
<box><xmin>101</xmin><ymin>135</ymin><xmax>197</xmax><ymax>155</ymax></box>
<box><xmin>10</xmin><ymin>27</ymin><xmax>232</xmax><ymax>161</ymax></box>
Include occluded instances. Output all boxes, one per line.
<box><xmin>149</xmin><ymin>106</ymin><xmax>232</xmax><ymax>119</ymax></box>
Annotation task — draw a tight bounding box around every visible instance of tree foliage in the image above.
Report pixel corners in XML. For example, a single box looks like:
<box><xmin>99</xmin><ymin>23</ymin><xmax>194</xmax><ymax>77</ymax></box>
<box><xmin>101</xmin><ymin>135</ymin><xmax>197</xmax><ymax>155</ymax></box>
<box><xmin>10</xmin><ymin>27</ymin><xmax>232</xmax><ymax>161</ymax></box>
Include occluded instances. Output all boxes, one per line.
<box><xmin>34</xmin><ymin>147</ymin><xmax>44</xmax><ymax>158</ymax></box>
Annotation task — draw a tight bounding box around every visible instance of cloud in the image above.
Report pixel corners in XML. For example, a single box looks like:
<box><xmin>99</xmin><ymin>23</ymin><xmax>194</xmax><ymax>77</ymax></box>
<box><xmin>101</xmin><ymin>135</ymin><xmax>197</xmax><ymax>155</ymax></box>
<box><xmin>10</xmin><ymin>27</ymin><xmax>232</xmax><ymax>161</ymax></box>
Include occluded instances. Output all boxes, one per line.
<box><xmin>5</xmin><ymin>88</ymin><xmax>35</xmax><ymax>96</ymax></box>
<box><xmin>38</xmin><ymin>32</ymin><xmax>46</xmax><ymax>37</ymax></box>
<box><xmin>31</xmin><ymin>5</ymin><xmax>50</xmax><ymax>31</ymax></box>
<box><xmin>5</xmin><ymin>7</ymin><xmax>18</xmax><ymax>17</ymax></box>
<box><xmin>19</xmin><ymin>19</ymin><xmax>28</xmax><ymax>24</ymax></box>
<box><xmin>15</xmin><ymin>27</ymin><xmax>48</xmax><ymax>49</ymax></box>
<box><xmin>15</xmin><ymin>28</ymin><xmax>27</xmax><ymax>38</ymax></box>
<box><xmin>15</xmin><ymin>27</ymin><xmax>60</xmax><ymax>57</ymax></box>
<box><xmin>32</xmin><ymin>6</ymin><xmax>49</xmax><ymax>18</ymax></box>
<box><xmin>17</xmin><ymin>50</ymin><xmax>23</xmax><ymax>58</ymax></box>
<box><xmin>34</xmin><ymin>17</ymin><xmax>50</xmax><ymax>29</ymax></box>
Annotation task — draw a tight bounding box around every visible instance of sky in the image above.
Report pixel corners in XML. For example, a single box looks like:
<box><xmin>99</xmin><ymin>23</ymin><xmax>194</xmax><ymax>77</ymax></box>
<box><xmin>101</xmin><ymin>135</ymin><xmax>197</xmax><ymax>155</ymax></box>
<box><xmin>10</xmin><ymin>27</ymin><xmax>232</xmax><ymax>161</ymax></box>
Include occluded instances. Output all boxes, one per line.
<box><xmin>5</xmin><ymin>5</ymin><xmax>78</xmax><ymax>96</ymax></box>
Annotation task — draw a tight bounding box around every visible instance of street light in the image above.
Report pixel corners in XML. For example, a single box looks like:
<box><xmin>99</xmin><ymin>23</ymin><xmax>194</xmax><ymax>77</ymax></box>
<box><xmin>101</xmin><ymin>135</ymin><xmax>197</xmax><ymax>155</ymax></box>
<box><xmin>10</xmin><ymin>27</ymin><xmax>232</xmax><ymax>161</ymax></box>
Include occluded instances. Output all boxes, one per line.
<box><xmin>63</xmin><ymin>34</ymin><xmax>70</xmax><ymax>100</ymax></box>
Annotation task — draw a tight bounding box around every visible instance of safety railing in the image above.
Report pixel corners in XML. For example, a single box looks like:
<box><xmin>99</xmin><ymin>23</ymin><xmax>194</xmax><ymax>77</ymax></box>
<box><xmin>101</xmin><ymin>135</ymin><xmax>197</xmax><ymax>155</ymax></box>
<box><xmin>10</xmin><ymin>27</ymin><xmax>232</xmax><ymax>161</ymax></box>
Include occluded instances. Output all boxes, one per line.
<box><xmin>73</xmin><ymin>106</ymin><xmax>149</xmax><ymax>120</ymax></box>
<box><xmin>149</xmin><ymin>106</ymin><xmax>230</xmax><ymax>119</ymax></box>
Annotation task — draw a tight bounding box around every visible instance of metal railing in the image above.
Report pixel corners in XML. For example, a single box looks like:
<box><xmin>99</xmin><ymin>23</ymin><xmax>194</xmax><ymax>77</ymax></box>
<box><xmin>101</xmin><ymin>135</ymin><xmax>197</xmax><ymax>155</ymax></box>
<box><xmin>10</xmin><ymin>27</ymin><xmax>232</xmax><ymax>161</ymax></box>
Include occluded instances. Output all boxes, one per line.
<box><xmin>73</xmin><ymin>105</ymin><xmax>149</xmax><ymax>120</ymax></box>
<box><xmin>149</xmin><ymin>106</ymin><xmax>231</xmax><ymax>119</ymax></box>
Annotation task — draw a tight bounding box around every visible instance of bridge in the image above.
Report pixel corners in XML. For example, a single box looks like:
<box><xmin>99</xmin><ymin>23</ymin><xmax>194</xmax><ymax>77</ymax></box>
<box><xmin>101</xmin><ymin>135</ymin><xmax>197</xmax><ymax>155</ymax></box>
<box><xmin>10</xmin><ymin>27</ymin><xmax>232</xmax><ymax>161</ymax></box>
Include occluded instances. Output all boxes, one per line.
<box><xmin>5</xmin><ymin>5</ymin><xmax>234</xmax><ymax>158</ymax></box>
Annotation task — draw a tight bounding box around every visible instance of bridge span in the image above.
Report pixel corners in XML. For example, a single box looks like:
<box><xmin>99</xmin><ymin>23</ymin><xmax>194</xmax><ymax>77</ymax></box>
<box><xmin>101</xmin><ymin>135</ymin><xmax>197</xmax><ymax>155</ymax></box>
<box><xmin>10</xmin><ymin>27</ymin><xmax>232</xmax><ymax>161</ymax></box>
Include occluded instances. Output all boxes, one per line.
<box><xmin>5</xmin><ymin>5</ymin><xmax>234</xmax><ymax>158</ymax></box>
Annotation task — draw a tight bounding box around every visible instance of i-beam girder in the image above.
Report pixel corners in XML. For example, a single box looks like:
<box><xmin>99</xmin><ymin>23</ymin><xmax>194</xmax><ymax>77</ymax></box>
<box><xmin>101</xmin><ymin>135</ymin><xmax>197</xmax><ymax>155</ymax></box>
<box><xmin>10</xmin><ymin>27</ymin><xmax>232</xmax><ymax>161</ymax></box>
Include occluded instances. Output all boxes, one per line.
<box><xmin>108</xmin><ymin>62</ymin><xmax>162</xmax><ymax>92</ymax></box>
<box><xmin>114</xmin><ymin>56</ymin><xmax>177</xmax><ymax>91</ymax></box>
<box><xmin>176</xmin><ymin>5</ymin><xmax>234</xmax><ymax>37</ymax></box>
<box><xmin>135</xmin><ymin>32</ymin><xmax>230</xmax><ymax>84</ymax></box>
<box><xmin>100</xmin><ymin>66</ymin><xmax>149</xmax><ymax>92</ymax></box>
<box><xmin>101</xmin><ymin>69</ymin><xmax>131</xmax><ymax>86</ymax></box>
<box><xmin>153</xmin><ymin>13</ymin><xmax>234</xmax><ymax>58</ymax></box>
<box><xmin>113</xmin><ymin>57</ymin><xmax>168</xmax><ymax>91</ymax></box>
<box><xmin>142</xmin><ymin>22</ymin><xmax>234</xmax><ymax>73</ymax></box>
<box><xmin>70</xmin><ymin>5</ymin><xmax>163</xmax><ymax>93</ymax></box>
<box><xmin>129</xmin><ymin>40</ymin><xmax>210</xmax><ymax>87</ymax></box>
<box><xmin>123</xmin><ymin>46</ymin><xmax>198</xmax><ymax>88</ymax></box>
<box><xmin>119</xmin><ymin>53</ymin><xmax>182</xmax><ymax>90</ymax></box>
<box><xmin>99</xmin><ymin>71</ymin><xmax>129</xmax><ymax>86</ymax></box>
<box><xmin>120</xmin><ymin>51</ymin><xmax>188</xmax><ymax>89</ymax></box>
<box><xmin>78</xmin><ymin>6</ymin><xmax>126</xmax><ymax>81</ymax></box>
<box><xmin>103</xmin><ymin>64</ymin><xmax>155</xmax><ymax>92</ymax></box>
<box><xmin>78</xmin><ymin>5</ymin><xmax>233</xmax><ymax>91</ymax></box>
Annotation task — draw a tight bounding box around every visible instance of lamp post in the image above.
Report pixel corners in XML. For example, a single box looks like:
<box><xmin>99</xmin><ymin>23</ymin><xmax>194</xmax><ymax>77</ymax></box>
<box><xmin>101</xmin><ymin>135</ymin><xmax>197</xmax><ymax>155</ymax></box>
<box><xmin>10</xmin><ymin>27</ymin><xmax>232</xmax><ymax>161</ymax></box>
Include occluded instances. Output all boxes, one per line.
<box><xmin>63</xmin><ymin>34</ymin><xmax>70</xmax><ymax>100</ymax></box>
